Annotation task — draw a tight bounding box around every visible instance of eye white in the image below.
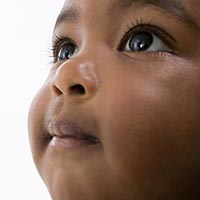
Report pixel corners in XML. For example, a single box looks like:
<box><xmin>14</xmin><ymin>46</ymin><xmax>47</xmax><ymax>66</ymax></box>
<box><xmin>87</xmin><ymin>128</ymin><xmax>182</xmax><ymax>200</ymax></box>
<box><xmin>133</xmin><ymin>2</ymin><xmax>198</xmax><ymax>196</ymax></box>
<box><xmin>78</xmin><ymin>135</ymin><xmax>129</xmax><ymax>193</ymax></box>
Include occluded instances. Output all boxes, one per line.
<box><xmin>58</xmin><ymin>43</ymin><xmax>78</xmax><ymax>61</ymax></box>
<box><xmin>124</xmin><ymin>33</ymin><xmax>170</xmax><ymax>52</ymax></box>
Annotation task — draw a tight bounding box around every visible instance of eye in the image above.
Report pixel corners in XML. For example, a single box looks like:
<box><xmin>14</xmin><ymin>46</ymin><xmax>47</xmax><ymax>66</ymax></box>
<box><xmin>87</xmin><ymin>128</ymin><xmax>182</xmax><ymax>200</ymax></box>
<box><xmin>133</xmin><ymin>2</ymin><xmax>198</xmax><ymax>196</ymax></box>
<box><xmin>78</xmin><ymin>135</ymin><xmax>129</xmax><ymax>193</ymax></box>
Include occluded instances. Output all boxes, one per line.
<box><xmin>120</xmin><ymin>29</ymin><xmax>172</xmax><ymax>53</ymax></box>
<box><xmin>57</xmin><ymin>42</ymin><xmax>78</xmax><ymax>61</ymax></box>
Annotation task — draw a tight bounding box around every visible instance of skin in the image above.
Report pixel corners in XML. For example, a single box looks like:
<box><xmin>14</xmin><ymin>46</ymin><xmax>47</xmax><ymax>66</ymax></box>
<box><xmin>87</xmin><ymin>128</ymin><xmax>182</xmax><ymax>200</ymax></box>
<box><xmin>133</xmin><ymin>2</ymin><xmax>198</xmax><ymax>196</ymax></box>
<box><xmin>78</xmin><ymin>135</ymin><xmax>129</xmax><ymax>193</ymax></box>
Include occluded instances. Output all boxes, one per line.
<box><xmin>28</xmin><ymin>0</ymin><xmax>200</xmax><ymax>199</ymax></box>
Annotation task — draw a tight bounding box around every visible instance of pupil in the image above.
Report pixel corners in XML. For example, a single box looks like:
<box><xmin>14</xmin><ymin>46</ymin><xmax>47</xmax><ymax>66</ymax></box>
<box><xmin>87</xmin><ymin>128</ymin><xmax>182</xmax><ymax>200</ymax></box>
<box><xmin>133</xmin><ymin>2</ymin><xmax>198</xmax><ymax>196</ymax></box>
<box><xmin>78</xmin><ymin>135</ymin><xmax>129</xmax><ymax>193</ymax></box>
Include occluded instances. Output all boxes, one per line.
<box><xmin>59</xmin><ymin>43</ymin><xmax>75</xmax><ymax>60</ymax></box>
<box><xmin>129</xmin><ymin>32</ymin><xmax>153</xmax><ymax>51</ymax></box>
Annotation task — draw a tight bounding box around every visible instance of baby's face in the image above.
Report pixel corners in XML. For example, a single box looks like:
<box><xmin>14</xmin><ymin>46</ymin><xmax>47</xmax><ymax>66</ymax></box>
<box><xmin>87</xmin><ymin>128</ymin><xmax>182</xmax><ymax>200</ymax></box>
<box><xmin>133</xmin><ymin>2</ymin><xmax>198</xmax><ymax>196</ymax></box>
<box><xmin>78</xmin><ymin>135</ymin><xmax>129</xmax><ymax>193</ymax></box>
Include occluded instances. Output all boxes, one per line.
<box><xmin>28</xmin><ymin>0</ymin><xmax>200</xmax><ymax>199</ymax></box>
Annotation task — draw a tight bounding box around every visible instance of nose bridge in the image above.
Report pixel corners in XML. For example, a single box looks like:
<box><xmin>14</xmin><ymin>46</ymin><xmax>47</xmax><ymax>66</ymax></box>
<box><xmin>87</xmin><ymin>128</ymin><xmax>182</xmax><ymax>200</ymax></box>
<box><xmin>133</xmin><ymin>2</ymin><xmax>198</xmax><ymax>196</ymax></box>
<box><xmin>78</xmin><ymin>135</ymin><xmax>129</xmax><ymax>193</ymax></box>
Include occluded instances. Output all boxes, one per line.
<box><xmin>50</xmin><ymin>56</ymin><xmax>99</xmax><ymax>101</ymax></box>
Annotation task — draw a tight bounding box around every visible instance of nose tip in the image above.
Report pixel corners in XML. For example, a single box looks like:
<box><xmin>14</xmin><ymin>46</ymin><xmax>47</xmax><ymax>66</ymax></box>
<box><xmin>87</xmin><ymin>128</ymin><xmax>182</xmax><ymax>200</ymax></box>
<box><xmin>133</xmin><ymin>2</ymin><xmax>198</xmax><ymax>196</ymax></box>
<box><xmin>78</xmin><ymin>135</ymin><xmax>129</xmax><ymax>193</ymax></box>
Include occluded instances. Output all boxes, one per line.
<box><xmin>50</xmin><ymin>61</ymin><xmax>99</xmax><ymax>101</ymax></box>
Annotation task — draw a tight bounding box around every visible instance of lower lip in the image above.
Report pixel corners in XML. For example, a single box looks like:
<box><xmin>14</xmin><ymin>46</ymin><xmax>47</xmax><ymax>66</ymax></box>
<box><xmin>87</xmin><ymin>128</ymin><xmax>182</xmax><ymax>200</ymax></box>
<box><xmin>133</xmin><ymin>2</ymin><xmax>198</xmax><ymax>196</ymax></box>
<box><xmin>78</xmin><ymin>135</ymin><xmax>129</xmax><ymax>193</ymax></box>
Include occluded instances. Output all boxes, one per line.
<box><xmin>50</xmin><ymin>136</ymin><xmax>97</xmax><ymax>149</ymax></box>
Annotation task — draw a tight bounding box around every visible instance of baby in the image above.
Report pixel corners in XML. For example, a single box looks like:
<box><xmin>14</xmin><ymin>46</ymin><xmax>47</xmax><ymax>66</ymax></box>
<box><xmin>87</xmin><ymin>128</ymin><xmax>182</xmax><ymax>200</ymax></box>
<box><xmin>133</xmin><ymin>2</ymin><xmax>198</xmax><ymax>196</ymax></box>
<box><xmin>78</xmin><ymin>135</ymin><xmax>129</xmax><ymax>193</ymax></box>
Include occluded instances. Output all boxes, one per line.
<box><xmin>28</xmin><ymin>0</ymin><xmax>200</xmax><ymax>199</ymax></box>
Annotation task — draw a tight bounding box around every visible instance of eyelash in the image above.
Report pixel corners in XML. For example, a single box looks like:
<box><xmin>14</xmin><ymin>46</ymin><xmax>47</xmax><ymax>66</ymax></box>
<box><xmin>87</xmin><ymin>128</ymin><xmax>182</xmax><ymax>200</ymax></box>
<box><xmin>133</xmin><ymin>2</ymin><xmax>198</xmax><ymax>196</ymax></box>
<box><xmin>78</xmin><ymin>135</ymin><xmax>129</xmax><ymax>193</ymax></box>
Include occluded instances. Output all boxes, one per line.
<box><xmin>50</xmin><ymin>19</ymin><xmax>176</xmax><ymax>63</ymax></box>
<box><xmin>50</xmin><ymin>34</ymin><xmax>73</xmax><ymax>63</ymax></box>
<box><xmin>119</xmin><ymin>18</ymin><xmax>176</xmax><ymax>52</ymax></box>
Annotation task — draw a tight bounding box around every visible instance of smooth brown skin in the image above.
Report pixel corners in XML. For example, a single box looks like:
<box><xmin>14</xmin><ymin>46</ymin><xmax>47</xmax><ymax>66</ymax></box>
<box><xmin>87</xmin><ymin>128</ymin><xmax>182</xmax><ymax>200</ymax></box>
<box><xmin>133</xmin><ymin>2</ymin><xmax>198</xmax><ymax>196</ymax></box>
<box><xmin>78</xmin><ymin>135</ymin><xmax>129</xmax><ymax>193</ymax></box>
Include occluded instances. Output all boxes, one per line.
<box><xmin>28</xmin><ymin>0</ymin><xmax>200</xmax><ymax>199</ymax></box>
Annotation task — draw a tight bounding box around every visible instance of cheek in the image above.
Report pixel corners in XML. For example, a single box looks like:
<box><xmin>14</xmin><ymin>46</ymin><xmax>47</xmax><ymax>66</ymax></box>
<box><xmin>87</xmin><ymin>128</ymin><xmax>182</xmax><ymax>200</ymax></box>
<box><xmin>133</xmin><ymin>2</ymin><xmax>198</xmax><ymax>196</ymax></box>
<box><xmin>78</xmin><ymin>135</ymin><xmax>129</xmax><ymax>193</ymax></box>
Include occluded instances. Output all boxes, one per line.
<box><xmin>99</xmin><ymin>72</ymin><xmax>200</xmax><ymax>190</ymax></box>
<box><xmin>28</xmin><ymin>85</ymin><xmax>51</xmax><ymax>167</ymax></box>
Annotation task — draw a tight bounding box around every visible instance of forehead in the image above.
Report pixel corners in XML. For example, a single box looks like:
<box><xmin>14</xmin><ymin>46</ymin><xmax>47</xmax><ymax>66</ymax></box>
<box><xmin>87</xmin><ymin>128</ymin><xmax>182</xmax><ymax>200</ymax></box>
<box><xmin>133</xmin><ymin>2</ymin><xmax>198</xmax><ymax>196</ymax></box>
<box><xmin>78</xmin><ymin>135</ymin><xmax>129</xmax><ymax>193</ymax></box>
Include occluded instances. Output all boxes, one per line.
<box><xmin>61</xmin><ymin>0</ymin><xmax>200</xmax><ymax>21</ymax></box>
<box><xmin>62</xmin><ymin>0</ymin><xmax>198</xmax><ymax>10</ymax></box>
<box><xmin>56</xmin><ymin>0</ymin><xmax>200</xmax><ymax>35</ymax></box>
<box><xmin>62</xmin><ymin>0</ymin><xmax>112</xmax><ymax>16</ymax></box>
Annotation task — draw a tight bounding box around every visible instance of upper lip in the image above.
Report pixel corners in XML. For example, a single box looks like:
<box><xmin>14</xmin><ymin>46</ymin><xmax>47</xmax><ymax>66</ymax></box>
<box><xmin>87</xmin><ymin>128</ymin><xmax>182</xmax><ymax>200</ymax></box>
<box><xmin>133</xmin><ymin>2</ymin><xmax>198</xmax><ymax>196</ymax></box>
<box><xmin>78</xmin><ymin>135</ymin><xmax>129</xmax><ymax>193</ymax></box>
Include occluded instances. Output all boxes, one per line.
<box><xmin>47</xmin><ymin>120</ymin><xmax>100</xmax><ymax>142</ymax></box>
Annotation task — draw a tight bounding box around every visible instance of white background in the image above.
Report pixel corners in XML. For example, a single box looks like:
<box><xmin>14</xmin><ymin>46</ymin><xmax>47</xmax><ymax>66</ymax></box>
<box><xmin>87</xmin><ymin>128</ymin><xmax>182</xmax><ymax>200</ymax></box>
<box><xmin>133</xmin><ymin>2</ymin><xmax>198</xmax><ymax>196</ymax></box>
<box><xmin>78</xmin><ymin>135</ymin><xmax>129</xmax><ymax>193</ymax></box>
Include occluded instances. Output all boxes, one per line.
<box><xmin>0</xmin><ymin>0</ymin><xmax>64</xmax><ymax>199</ymax></box>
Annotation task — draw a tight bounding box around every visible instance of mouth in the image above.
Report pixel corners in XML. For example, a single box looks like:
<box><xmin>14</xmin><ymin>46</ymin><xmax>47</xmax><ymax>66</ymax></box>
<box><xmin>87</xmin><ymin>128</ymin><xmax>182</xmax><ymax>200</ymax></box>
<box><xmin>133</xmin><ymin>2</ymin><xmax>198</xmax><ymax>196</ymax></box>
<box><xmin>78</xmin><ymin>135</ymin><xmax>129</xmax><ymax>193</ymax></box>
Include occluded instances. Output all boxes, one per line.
<box><xmin>48</xmin><ymin>120</ymin><xmax>100</xmax><ymax>149</ymax></box>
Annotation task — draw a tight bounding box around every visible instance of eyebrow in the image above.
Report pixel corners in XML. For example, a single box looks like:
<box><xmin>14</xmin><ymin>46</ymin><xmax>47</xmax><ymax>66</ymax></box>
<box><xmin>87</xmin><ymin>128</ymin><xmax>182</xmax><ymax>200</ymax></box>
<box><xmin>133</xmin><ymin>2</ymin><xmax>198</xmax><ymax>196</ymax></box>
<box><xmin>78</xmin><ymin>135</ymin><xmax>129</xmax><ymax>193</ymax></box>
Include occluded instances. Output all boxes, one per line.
<box><xmin>54</xmin><ymin>0</ymin><xmax>200</xmax><ymax>35</ymax></box>
<box><xmin>54</xmin><ymin>6</ymin><xmax>80</xmax><ymax>29</ymax></box>
<box><xmin>111</xmin><ymin>0</ymin><xmax>200</xmax><ymax>35</ymax></box>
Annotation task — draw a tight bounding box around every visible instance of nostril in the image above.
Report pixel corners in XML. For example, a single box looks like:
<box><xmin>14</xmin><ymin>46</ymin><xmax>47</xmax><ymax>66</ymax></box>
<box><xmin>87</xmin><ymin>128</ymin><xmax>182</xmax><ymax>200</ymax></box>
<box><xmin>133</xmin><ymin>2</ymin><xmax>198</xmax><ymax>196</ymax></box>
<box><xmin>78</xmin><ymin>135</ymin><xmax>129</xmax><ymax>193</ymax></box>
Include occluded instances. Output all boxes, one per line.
<box><xmin>69</xmin><ymin>84</ymin><xmax>85</xmax><ymax>95</ymax></box>
<box><xmin>52</xmin><ymin>85</ymin><xmax>63</xmax><ymax>96</ymax></box>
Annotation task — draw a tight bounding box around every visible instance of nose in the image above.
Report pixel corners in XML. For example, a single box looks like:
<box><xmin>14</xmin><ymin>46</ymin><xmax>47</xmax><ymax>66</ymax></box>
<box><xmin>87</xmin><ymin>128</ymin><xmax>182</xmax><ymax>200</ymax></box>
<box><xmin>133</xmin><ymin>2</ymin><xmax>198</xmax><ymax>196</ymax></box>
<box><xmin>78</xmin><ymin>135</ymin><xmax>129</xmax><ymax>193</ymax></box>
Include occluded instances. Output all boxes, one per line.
<box><xmin>50</xmin><ymin>59</ymin><xmax>99</xmax><ymax>102</ymax></box>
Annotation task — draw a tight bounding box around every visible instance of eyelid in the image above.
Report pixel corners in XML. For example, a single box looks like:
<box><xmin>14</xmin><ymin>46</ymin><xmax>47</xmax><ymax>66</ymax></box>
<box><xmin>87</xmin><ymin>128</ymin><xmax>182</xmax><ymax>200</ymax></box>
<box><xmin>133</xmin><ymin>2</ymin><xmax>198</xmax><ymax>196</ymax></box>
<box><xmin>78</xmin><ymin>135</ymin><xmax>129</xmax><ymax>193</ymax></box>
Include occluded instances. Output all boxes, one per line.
<box><xmin>51</xmin><ymin>34</ymin><xmax>76</xmax><ymax>63</ymax></box>
<box><xmin>118</xmin><ymin>23</ymin><xmax>177</xmax><ymax>52</ymax></box>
